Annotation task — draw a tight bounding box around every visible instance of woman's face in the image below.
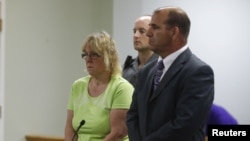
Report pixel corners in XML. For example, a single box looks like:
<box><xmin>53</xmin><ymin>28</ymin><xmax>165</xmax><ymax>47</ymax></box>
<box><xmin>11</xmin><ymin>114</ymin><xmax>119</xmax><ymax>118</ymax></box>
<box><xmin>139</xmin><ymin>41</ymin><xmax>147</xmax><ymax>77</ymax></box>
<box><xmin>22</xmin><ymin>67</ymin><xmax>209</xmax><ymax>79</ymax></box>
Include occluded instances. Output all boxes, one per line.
<box><xmin>83</xmin><ymin>47</ymin><xmax>106</xmax><ymax>76</ymax></box>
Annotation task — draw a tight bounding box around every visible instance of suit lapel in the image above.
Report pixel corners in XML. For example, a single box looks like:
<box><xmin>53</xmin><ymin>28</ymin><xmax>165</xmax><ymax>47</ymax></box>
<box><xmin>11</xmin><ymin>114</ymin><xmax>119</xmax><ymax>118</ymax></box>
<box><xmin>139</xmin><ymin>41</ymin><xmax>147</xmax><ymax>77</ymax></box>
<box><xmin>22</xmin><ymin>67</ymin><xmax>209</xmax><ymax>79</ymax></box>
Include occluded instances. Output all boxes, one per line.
<box><xmin>146</xmin><ymin>60</ymin><xmax>159</xmax><ymax>102</ymax></box>
<box><xmin>149</xmin><ymin>49</ymin><xmax>192</xmax><ymax>102</ymax></box>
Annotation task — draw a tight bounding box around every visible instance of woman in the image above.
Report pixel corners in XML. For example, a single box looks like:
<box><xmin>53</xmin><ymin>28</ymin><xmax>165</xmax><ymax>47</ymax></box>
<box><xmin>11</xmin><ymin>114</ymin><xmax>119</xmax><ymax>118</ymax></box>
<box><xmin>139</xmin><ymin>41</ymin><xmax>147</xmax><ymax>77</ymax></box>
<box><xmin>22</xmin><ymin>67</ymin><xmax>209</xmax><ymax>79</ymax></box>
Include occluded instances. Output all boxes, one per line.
<box><xmin>65</xmin><ymin>31</ymin><xmax>134</xmax><ymax>141</ymax></box>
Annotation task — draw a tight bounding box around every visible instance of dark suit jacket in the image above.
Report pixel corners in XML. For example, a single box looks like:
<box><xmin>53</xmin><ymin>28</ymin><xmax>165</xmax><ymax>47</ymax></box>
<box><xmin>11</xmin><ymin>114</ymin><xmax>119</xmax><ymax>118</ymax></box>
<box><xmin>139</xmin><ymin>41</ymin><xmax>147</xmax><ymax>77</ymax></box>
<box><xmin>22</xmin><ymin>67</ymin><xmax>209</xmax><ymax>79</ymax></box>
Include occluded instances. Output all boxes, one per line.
<box><xmin>127</xmin><ymin>48</ymin><xmax>214</xmax><ymax>141</ymax></box>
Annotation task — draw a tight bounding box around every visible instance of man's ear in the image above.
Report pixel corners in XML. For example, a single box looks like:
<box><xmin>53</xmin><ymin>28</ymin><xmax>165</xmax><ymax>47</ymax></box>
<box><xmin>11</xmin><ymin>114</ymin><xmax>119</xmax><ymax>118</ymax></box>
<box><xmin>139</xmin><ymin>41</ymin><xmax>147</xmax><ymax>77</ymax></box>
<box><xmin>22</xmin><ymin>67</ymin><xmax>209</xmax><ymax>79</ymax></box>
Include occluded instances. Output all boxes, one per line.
<box><xmin>172</xmin><ymin>26</ymin><xmax>180</xmax><ymax>40</ymax></box>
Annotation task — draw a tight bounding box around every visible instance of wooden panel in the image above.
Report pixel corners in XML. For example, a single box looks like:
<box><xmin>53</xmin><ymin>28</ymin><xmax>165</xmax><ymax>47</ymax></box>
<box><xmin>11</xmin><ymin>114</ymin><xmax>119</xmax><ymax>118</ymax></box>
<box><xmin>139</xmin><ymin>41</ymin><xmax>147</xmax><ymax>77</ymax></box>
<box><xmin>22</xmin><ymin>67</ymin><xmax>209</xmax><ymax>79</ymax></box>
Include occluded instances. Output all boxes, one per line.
<box><xmin>25</xmin><ymin>135</ymin><xmax>64</xmax><ymax>141</ymax></box>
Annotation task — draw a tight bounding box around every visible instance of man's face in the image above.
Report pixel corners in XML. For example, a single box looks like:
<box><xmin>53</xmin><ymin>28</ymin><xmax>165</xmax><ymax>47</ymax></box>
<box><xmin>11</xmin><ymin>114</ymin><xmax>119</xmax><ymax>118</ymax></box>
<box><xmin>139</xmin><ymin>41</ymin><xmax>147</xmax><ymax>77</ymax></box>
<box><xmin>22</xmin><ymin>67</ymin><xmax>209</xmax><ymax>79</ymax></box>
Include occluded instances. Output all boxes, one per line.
<box><xmin>147</xmin><ymin>11</ymin><xmax>173</xmax><ymax>55</ymax></box>
<box><xmin>133</xmin><ymin>16</ymin><xmax>151</xmax><ymax>52</ymax></box>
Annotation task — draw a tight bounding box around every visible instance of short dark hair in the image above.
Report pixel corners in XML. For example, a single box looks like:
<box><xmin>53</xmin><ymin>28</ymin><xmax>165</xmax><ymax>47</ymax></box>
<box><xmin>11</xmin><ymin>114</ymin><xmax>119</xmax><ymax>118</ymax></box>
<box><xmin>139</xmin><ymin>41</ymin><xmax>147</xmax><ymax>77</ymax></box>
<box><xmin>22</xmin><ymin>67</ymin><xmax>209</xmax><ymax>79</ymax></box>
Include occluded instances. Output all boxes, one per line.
<box><xmin>155</xmin><ymin>7</ymin><xmax>191</xmax><ymax>39</ymax></box>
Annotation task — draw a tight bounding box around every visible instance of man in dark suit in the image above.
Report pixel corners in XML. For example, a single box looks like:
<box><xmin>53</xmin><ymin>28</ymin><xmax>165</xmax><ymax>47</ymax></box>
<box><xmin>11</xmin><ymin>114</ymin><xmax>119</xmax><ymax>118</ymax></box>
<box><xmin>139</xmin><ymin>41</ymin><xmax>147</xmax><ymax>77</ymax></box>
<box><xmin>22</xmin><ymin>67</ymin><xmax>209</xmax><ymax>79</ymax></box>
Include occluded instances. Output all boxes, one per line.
<box><xmin>126</xmin><ymin>6</ymin><xmax>214</xmax><ymax>141</ymax></box>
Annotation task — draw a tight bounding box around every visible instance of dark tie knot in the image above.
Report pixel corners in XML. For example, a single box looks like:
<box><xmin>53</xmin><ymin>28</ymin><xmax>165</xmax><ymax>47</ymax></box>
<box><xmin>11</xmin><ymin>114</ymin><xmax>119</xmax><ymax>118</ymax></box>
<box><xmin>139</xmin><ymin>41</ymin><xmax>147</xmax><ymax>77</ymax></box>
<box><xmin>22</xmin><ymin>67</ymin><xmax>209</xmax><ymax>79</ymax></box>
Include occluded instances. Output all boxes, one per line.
<box><xmin>157</xmin><ymin>60</ymin><xmax>164</xmax><ymax>70</ymax></box>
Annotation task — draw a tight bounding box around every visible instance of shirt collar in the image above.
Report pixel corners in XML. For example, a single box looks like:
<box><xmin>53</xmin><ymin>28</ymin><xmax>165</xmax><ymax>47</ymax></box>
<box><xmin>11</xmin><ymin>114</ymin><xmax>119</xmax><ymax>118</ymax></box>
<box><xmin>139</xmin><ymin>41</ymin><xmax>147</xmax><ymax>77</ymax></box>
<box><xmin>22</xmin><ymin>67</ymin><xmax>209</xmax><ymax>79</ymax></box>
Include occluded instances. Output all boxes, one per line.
<box><xmin>158</xmin><ymin>44</ymin><xmax>189</xmax><ymax>70</ymax></box>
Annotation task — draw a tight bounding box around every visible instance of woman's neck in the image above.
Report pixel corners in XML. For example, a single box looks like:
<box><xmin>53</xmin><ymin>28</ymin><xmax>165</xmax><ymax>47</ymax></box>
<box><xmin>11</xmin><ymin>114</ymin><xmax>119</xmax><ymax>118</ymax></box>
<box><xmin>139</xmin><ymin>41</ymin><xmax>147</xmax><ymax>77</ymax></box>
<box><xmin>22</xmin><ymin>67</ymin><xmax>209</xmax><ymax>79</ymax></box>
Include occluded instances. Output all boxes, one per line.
<box><xmin>88</xmin><ymin>73</ymin><xmax>111</xmax><ymax>97</ymax></box>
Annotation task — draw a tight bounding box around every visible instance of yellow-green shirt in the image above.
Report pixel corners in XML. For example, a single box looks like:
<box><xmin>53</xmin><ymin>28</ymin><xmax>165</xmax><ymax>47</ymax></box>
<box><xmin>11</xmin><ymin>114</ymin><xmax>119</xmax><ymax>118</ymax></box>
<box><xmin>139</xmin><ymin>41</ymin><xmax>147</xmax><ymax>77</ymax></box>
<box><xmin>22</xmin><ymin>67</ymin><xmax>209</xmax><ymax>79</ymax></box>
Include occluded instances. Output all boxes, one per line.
<box><xmin>67</xmin><ymin>74</ymin><xmax>134</xmax><ymax>141</ymax></box>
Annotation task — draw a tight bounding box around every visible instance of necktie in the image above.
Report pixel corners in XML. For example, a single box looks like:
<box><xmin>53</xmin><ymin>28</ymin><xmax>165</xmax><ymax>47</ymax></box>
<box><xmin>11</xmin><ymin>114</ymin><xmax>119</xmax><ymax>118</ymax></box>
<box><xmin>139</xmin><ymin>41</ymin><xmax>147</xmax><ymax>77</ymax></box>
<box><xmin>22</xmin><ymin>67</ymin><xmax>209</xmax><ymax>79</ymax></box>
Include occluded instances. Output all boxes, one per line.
<box><xmin>153</xmin><ymin>60</ymin><xmax>164</xmax><ymax>92</ymax></box>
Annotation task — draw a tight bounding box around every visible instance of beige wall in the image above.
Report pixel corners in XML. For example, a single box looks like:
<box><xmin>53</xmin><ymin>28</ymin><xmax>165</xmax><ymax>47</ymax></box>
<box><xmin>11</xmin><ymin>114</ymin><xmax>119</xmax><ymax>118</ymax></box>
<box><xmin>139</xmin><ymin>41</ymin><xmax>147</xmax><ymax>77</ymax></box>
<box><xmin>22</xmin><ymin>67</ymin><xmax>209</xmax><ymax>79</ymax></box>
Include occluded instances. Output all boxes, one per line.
<box><xmin>4</xmin><ymin>0</ymin><xmax>112</xmax><ymax>141</ymax></box>
<box><xmin>0</xmin><ymin>0</ymin><xmax>6</xmax><ymax>140</ymax></box>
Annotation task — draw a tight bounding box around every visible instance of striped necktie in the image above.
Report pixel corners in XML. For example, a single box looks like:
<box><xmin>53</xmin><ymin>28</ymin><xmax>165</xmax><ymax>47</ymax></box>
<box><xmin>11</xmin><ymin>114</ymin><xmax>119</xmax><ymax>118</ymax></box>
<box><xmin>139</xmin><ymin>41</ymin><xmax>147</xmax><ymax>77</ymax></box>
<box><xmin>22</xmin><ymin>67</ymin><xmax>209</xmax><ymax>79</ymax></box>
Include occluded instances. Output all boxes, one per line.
<box><xmin>153</xmin><ymin>60</ymin><xmax>164</xmax><ymax>92</ymax></box>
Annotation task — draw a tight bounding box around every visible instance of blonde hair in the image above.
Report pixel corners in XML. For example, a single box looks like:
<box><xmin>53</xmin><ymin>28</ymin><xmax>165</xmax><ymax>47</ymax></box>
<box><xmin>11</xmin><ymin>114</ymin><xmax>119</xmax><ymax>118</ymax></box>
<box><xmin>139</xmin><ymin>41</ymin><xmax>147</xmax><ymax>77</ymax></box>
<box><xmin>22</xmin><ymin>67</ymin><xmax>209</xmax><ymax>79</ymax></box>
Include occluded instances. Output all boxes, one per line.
<box><xmin>82</xmin><ymin>31</ymin><xmax>122</xmax><ymax>75</ymax></box>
